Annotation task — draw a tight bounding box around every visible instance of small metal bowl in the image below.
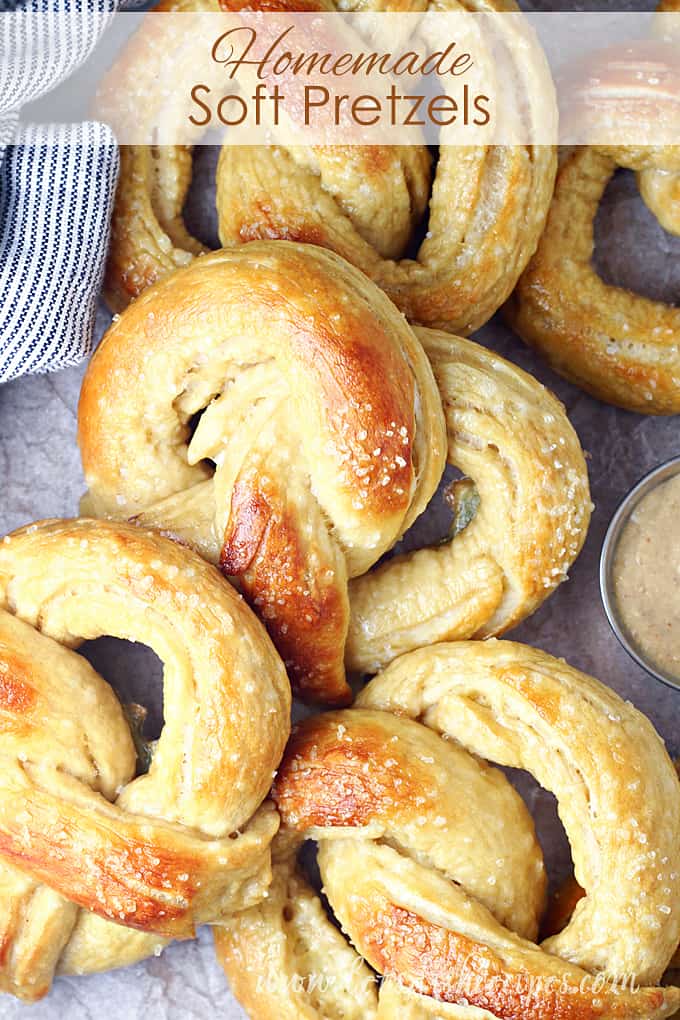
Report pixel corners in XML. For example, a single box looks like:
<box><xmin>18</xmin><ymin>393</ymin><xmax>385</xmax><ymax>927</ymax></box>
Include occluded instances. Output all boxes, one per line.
<box><xmin>600</xmin><ymin>455</ymin><xmax>680</xmax><ymax>691</ymax></box>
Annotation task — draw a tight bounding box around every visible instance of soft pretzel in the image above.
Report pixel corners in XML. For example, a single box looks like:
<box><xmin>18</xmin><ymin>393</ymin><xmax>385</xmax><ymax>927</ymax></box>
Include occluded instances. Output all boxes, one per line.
<box><xmin>0</xmin><ymin>518</ymin><xmax>290</xmax><ymax>1001</ymax></box>
<box><xmin>102</xmin><ymin>0</ymin><xmax>557</xmax><ymax>335</ymax></box>
<box><xmin>78</xmin><ymin>242</ymin><xmax>446</xmax><ymax>705</ymax></box>
<box><xmin>507</xmin><ymin>8</ymin><xmax>680</xmax><ymax>415</ymax></box>
<box><xmin>215</xmin><ymin>640</ymin><xmax>680</xmax><ymax>1019</ymax></box>
<box><xmin>506</xmin><ymin>144</ymin><xmax>680</xmax><ymax>414</ymax></box>
<box><xmin>346</xmin><ymin>329</ymin><xmax>591</xmax><ymax>675</ymax></box>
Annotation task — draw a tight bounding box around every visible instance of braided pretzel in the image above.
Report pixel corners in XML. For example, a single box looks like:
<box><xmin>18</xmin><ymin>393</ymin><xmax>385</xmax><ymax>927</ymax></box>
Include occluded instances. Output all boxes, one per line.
<box><xmin>102</xmin><ymin>0</ymin><xmax>557</xmax><ymax>336</ymax></box>
<box><xmin>78</xmin><ymin>242</ymin><xmax>446</xmax><ymax>705</ymax></box>
<box><xmin>346</xmin><ymin>328</ymin><xmax>591</xmax><ymax>675</ymax></box>
<box><xmin>215</xmin><ymin>640</ymin><xmax>680</xmax><ymax>1019</ymax></box>
<box><xmin>0</xmin><ymin>518</ymin><xmax>290</xmax><ymax>1001</ymax></box>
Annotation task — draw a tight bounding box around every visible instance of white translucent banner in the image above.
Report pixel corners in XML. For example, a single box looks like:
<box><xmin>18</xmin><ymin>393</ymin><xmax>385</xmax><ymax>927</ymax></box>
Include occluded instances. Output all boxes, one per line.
<box><xmin>5</xmin><ymin>9</ymin><xmax>680</xmax><ymax>145</ymax></box>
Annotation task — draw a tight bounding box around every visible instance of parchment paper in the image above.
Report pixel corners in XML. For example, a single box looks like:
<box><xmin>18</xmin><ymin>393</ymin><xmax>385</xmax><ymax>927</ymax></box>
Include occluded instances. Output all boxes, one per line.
<box><xmin>2</xmin><ymin>29</ymin><xmax>680</xmax><ymax>1018</ymax></box>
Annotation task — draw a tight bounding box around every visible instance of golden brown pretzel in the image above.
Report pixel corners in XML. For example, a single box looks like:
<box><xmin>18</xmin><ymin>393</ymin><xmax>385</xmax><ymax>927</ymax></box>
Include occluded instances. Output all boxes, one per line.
<box><xmin>0</xmin><ymin>518</ymin><xmax>290</xmax><ymax>1001</ymax></box>
<box><xmin>102</xmin><ymin>0</ymin><xmax>557</xmax><ymax>335</ymax></box>
<box><xmin>346</xmin><ymin>328</ymin><xmax>591</xmax><ymax>674</ymax></box>
<box><xmin>215</xmin><ymin>640</ymin><xmax>680</xmax><ymax>1019</ymax></box>
<box><xmin>78</xmin><ymin>242</ymin><xmax>446</xmax><ymax>705</ymax></box>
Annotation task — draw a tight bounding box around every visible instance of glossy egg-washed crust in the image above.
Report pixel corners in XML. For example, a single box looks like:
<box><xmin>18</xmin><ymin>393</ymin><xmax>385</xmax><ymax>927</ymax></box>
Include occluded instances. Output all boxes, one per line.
<box><xmin>346</xmin><ymin>329</ymin><xmax>591</xmax><ymax>674</ymax></box>
<box><xmin>215</xmin><ymin>640</ymin><xmax>680</xmax><ymax>1019</ymax></box>
<box><xmin>101</xmin><ymin>0</ymin><xmax>557</xmax><ymax>336</ymax></box>
<box><xmin>0</xmin><ymin>518</ymin><xmax>291</xmax><ymax>1001</ymax></box>
<box><xmin>78</xmin><ymin>242</ymin><xmax>446</xmax><ymax>705</ymax></box>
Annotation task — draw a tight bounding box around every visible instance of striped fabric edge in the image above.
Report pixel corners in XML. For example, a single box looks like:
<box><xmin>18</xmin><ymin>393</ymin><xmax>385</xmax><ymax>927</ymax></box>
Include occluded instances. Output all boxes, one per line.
<box><xmin>0</xmin><ymin>2</ymin><xmax>117</xmax><ymax>114</ymax></box>
<box><xmin>0</xmin><ymin>121</ymin><xmax>120</xmax><ymax>384</ymax></box>
<box><xmin>0</xmin><ymin>111</ymin><xmax>19</xmax><ymax>172</ymax></box>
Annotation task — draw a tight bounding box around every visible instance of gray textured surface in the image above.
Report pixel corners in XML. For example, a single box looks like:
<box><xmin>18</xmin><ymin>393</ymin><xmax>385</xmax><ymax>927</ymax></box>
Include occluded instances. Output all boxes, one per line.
<box><xmin>2</xmin><ymin>74</ymin><xmax>680</xmax><ymax>1020</ymax></box>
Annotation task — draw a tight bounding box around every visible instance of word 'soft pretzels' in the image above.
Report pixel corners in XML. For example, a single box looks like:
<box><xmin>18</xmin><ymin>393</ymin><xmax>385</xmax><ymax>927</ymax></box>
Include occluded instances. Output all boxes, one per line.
<box><xmin>216</xmin><ymin>641</ymin><xmax>680</xmax><ymax>1019</ymax></box>
<box><xmin>78</xmin><ymin>243</ymin><xmax>446</xmax><ymax>704</ymax></box>
<box><xmin>0</xmin><ymin>519</ymin><xmax>290</xmax><ymax>1000</ymax></box>
<box><xmin>101</xmin><ymin>0</ymin><xmax>557</xmax><ymax>336</ymax></box>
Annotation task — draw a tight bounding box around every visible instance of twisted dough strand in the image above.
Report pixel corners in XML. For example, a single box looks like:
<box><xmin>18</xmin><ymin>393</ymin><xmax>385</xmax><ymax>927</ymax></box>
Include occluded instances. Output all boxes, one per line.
<box><xmin>356</xmin><ymin>642</ymin><xmax>680</xmax><ymax>984</ymax></box>
<box><xmin>219</xmin><ymin>701</ymin><xmax>547</xmax><ymax>1018</ymax></box>
<box><xmin>216</xmin><ymin>141</ymin><xmax>556</xmax><ymax>336</ymax></box>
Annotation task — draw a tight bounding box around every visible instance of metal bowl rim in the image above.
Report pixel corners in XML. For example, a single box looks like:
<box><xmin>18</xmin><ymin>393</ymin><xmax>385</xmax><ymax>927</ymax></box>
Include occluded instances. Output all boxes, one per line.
<box><xmin>599</xmin><ymin>454</ymin><xmax>680</xmax><ymax>692</ymax></box>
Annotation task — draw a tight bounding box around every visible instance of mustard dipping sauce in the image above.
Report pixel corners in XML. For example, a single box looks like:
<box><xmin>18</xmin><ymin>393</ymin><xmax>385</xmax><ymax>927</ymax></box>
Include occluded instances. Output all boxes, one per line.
<box><xmin>612</xmin><ymin>472</ymin><xmax>680</xmax><ymax>680</ymax></box>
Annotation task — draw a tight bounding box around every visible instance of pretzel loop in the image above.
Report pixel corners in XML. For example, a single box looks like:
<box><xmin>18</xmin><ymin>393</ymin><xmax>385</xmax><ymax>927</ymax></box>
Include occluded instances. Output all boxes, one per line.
<box><xmin>346</xmin><ymin>330</ymin><xmax>591</xmax><ymax>674</ymax></box>
<box><xmin>0</xmin><ymin>519</ymin><xmax>290</xmax><ymax>1000</ymax></box>
<box><xmin>507</xmin><ymin>145</ymin><xmax>680</xmax><ymax>414</ymax></box>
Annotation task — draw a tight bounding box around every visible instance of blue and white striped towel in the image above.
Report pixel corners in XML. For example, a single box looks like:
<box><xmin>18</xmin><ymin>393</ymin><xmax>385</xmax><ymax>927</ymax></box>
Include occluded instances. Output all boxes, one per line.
<box><xmin>0</xmin><ymin>2</ymin><xmax>122</xmax><ymax>383</ymax></box>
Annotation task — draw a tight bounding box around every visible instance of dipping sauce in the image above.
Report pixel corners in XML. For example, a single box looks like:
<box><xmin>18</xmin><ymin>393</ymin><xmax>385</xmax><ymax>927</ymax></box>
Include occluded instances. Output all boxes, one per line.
<box><xmin>612</xmin><ymin>472</ymin><xmax>680</xmax><ymax>680</ymax></box>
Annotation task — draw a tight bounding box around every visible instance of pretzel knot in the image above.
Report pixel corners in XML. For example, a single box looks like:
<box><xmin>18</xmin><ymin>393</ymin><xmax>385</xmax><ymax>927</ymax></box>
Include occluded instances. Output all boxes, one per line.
<box><xmin>0</xmin><ymin>519</ymin><xmax>291</xmax><ymax>1001</ymax></box>
<box><xmin>346</xmin><ymin>330</ymin><xmax>591</xmax><ymax>674</ymax></box>
<box><xmin>216</xmin><ymin>641</ymin><xmax>680</xmax><ymax>1020</ymax></box>
<box><xmin>78</xmin><ymin>243</ymin><xmax>446</xmax><ymax>705</ymax></box>
<box><xmin>101</xmin><ymin>0</ymin><xmax>557</xmax><ymax>336</ymax></box>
